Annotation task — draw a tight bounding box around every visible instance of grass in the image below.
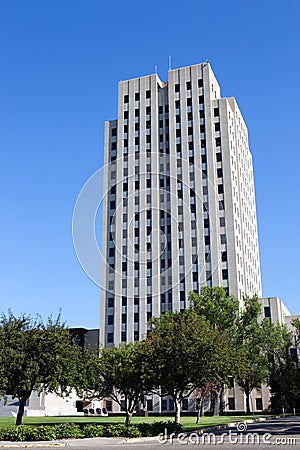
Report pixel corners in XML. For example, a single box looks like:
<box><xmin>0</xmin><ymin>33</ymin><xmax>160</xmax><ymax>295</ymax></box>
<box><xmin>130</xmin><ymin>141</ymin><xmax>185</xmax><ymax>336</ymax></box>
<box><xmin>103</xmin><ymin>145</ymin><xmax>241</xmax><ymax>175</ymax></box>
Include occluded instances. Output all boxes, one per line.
<box><xmin>0</xmin><ymin>414</ymin><xmax>273</xmax><ymax>432</ymax></box>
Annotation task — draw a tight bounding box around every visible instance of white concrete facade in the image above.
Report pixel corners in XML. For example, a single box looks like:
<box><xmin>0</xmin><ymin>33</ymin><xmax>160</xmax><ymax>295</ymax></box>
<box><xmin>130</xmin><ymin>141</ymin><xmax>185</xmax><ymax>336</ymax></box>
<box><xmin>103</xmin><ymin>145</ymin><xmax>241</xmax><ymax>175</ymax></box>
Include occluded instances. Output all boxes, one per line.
<box><xmin>100</xmin><ymin>61</ymin><xmax>262</xmax><ymax>348</ymax></box>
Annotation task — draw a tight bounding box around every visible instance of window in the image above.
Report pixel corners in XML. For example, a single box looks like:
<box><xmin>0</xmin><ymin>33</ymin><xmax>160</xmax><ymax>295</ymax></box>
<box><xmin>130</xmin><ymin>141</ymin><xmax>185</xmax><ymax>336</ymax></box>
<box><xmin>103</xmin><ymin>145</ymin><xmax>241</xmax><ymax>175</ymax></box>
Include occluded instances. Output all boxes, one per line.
<box><xmin>228</xmin><ymin>398</ymin><xmax>235</xmax><ymax>410</ymax></box>
<box><xmin>146</xmin><ymin>90</ymin><xmax>151</xmax><ymax>99</ymax></box>
<box><xmin>214</xmin><ymin>107</ymin><xmax>220</xmax><ymax>117</ymax></box>
<box><xmin>222</xmin><ymin>269</ymin><xmax>228</xmax><ymax>280</ymax></box>
<box><xmin>135</xmin><ymin>108</ymin><xmax>139</xmax><ymax>117</ymax></box>
<box><xmin>124</xmin><ymin>110</ymin><xmax>128</xmax><ymax>119</ymax></box>
<box><xmin>219</xmin><ymin>200</ymin><xmax>225</xmax><ymax>210</ymax></box>
<box><xmin>216</xmin><ymin>137</ymin><xmax>221</xmax><ymax>147</ymax></box>
<box><xmin>215</xmin><ymin>122</ymin><xmax>220</xmax><ymax>132</ymax></box>
<box><xmin>199</xmin><ymin>95</ymin><xmax>204</xmax><ymax>104</ymax></box>
<box><xmin>217</xmin><ymin>168</ymin><xmax>223</xmax><ymax>178</ymax></box>
<box><xmin>187</xmin><ymin>98</ymin><xmax>192</xmax><ymax>106</ymax></box>
<box><xmin>175</xmin><ymin>100</ymin><xmax>180</xmax><ymax>109</ymax></box>
<box><xmin>108</xmin><ymin>248</ymin><xmax>115</xmax><ymax>257</ymax></box>
<box><xmin>124</xmin><ymin>95</ymin><xmax>129</xmax><ymax>103</ymax></box>
<box><xmin>122</xmin><ymin>297</ymin><xmax>127</xmax><ymax>306</ymax></box>
<box><xmin>218</xmin><ymin>184</ymin><xmax>224</xmax><ymax>194</ymax></box>
<box><xmin>121</xmin><ymin>331</ymin><xmax>126</xmax><ymax>342</ymax></box>
<box><xmin>222</xmin><ymin>251</ymin><xmax>227</xmax><ymax>262</ymax></box>
<box><xmin>107</xmin><ymin>315</ymin><xmax>114</xmax><ymax>325</ymax></box>
<box><xmin>135</xmin><ymin>92</ymin><xmax>140</xmax><ymax>101</ymax></box>
<box><xmin>198</xmin><ymin>79</ymin><xmax>203</xmax><ymax>87</ymax></box>
<box><xmin>111</xmin><ymin>128</ymin><xmax>117</xmax><ymax>136</ymax></box>
<box><xmin>264</xmin><ymin>306</ymin><xmax>271</xmax><ymax>318</ymax></box>
<box><xmin>221</xmin><ymin>234</ymin><xmax>227</xmax><ymax>244</ymax></box>
<box><xmin>256</xmin><ymin>398</ymin><xmax>263</xmax><ymax>410</ymax></box>
<box><xmin>182</xmin><ymin>399</ymin><xmax>189</xmax><ymax>410</ymax></box>
<box><xmin>175</xmin><ymin>84</ymin><xmax>180</xmax><ymax>92</ymax></box>
<box><xmin>106</xmin><ymin>400</ymin><xmax>113</xmax><ymax>411</ymax></box>
<box><xmin>186</xmin><ymin>81</ymin><xmax>191</xmax><ymax>90</ymax></box>
<box><xmin>220</xmin><ymin>217</ymin><xmax>225</xmax><ymax>227</ymax></box>
<box><xmin>162</xmin><ymin>399</ymin><xmax>168</xmax><ymax>411</ymax></box>
<box><xmin>146</xmin><ymin>399</ymin><xmax>153</xmax><ymax>411</ymax></box>
<box><xmin>108</xmin><ymin>297</ymin><xmax>114</xmax><ymax>308</ymax></box>
<box><xmin>107</xmin><ymin>333</ymin><xmax>113</xmax><ymax>343</ymax></box>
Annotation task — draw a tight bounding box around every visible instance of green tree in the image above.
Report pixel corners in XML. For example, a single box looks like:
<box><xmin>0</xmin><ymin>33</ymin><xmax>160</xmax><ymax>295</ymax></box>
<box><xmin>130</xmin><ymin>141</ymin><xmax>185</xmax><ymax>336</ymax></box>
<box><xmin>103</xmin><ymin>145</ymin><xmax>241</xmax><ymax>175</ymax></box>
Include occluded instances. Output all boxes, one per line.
<box><xmin>144</xmin><ymin>309</ymin><xmax>235</xmax><ymax>424</ymax></box>
<box><xmin>234</xmin><ymin>296</ymin><xmax>271</xmax><ymax>414</ymax></box>
<box><xmin>189</xmin><ymin>287</ymin><xmax>240</xmax><ymax>416</ymax></box>
<box><xmin>91</xmin><ymin>342</ymin><xmax>149</xmax><ymax>426</ymax></box>
<box><xmin>268</xmin><ymin>323</ymin><xmax>298</xmax><ymax>413</ymax></box>
<box><xmin>0</xmin><ymin>312</ymin><xmax>88</xmax><ymax>425</ymax></box>
<box><xmin>189</xmin><ymin>287</ymin><xmax>239</xmax><ymax>332</ymax></box>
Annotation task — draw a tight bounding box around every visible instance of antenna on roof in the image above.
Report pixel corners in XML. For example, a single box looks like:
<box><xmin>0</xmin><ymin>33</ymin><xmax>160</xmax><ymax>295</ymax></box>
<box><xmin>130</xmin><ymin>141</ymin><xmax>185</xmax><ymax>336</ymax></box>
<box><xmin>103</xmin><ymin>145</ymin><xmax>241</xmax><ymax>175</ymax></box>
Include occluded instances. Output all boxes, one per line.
<box><xmin>168</xmin><ymin>56</ymin><xmax>172</xmax><ymax>71</ymax></box>
<box><xmin>154</xmin><ymin>65</ymin><xmax>158</xmax><ymax>74</ymax></box>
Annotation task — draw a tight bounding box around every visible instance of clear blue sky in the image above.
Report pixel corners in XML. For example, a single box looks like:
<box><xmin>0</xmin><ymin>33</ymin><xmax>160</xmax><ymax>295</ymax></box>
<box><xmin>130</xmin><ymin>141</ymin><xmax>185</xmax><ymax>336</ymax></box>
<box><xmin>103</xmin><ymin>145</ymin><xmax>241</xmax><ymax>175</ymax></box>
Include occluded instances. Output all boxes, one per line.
<box><xmin>0</xmin><ymin>0</ymin><xmax>299</xmax><ymax>328</ymax></box>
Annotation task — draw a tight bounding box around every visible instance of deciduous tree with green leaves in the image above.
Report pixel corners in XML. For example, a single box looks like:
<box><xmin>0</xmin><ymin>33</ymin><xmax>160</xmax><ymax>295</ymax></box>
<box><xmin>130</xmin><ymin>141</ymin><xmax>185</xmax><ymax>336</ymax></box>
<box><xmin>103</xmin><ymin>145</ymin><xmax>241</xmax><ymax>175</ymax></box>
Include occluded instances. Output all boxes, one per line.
<box><xmin>189</xmin><ymin>287</ymin><xmax>239</xmax><ymax>332</ymax></box>
<box><xmin>144</xmin><ymin>309</ymin><xmax>235</xmax><ymax>424</ymax></box>
<box><xmin>268</xmin><ymin>323</ymin><xmax>298</xmax><ymax>413</ymax></box>
<box><xmin>0</xmin><ymin>312</ymin><xmax>90</xmax><ymax>425</ymax></box>
<box><xmin>91</xmin><ymin>342</ymin><xmax>150</xmax><ymax>426</ymax></box>
<box><xmin>189</xmin><ymin>287</ymin><xmax>240</xmax><ymax>416</ymax></box>
<box><xmin>233</xmin><ymin>296</ymin><xmax>271</xmax><ymax>414</ymax></box>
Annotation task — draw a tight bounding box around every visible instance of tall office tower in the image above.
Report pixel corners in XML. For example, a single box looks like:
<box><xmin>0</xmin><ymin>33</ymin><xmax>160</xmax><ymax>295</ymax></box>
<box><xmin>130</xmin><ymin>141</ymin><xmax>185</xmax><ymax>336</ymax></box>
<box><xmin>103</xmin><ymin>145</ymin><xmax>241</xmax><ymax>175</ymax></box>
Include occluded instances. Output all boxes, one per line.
<box><xmin>100</xmin><ymin>62</ymin><xmax>262</xmax><ymax>347</ymax></box>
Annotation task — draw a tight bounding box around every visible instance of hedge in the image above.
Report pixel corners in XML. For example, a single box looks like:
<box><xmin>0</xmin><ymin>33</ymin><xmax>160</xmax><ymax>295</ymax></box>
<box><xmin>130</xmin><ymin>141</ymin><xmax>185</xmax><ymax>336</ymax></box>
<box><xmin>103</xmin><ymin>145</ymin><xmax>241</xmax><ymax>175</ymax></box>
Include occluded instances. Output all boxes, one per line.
<box><xmin>0</xmin><ymin>421</ymin><xmax>182</xmax><ymax>441</ymax></box>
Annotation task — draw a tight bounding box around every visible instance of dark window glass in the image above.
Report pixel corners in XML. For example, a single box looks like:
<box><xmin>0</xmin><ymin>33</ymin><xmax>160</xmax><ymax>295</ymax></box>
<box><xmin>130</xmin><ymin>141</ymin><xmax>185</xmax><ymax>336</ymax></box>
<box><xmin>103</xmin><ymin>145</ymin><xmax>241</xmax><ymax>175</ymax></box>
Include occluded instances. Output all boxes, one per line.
<box><xmin>214</xmin><ymin>107</ymin><xmax>220</xmax><ymax>117</ymax></box>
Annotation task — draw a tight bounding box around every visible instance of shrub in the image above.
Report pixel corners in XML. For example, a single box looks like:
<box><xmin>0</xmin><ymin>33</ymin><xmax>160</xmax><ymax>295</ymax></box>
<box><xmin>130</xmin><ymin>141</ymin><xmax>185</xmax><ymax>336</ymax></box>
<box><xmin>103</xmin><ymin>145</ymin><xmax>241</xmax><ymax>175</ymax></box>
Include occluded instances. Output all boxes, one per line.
<box><xmin>81</xmin><ymin>424</ymin><xmax>105</xmax><ymax>438</ymax></box>
<box><xmin>54</xmin><ymin>423</ymin><xmax>83</xmax><ymax>439</ymax></box>
<box><xmin>137</xmin><ymin>421</ymin><xmax>183</xmax><ymax>436</ymax></box>
<box><xmin>0</xmin><ymin>420</ymin><xmax>182</xmax><ymax>441</ymax></box>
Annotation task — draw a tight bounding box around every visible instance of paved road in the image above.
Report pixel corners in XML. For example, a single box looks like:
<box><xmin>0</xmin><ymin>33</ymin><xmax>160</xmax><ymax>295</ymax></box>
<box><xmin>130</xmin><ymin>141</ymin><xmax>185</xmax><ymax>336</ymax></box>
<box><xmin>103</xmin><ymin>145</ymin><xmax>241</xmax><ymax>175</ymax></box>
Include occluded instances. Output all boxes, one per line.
<box><xmin>0</xmin><ymin>417</ymin><xmax>299</xmax><ymax>449</ymax></box>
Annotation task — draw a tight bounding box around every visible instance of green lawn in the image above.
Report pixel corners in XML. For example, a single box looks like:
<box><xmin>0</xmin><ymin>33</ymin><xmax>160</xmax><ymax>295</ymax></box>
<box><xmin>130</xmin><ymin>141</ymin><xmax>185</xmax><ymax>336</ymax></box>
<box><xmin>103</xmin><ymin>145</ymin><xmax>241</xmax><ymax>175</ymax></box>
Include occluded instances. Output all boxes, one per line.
<box><xmin>0</xmin><ymin>414</ymin><xmax>273</xmax><ymax>431</ymax></box>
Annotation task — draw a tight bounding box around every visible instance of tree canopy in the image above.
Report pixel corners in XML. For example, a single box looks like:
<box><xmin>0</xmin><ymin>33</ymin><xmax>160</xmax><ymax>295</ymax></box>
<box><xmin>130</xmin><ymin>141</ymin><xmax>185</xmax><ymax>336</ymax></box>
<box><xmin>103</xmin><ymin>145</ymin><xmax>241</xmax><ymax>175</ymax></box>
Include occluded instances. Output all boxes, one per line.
<box><xmin>0</xmin><ymin>312</ymin><xmax>90</xmax><ymax>425</ymax></box>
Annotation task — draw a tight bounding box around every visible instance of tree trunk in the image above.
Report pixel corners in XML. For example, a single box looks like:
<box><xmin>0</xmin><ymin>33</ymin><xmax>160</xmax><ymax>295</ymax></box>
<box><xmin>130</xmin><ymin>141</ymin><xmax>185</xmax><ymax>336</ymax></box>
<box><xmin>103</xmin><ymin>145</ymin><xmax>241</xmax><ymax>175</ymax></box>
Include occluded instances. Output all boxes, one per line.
<box><xmin>174</xmin><ymin>397</ymin><xmax>181</xmax><ymax>425</ymax></box>
<box><xmin>245</xmin><ymin>391</ymin><xmax>251</xmax><ymax>414</ymax></box>
<box><xmin>125</xmin><ymin>411</ymin><xmax>132</xmax><ymax>426</ymax></box>
<box><xmin>16</xmin><ymin>397</ymin><xmax>26</xmax><ymax>426</ymax></box>
<box><xmin>219</xmin><ymin>385</ymin><xmax>225</xmax><ymax>416</ymax></box>
<box><xmin>196</xmin><ymin>406</ymin><xmax>201</xmax><ymax>424</ymax></box>
<box><xmin>213</xmin><ymin>391</ymin><xmax>220</xmax><ymax>416</ymax></box>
